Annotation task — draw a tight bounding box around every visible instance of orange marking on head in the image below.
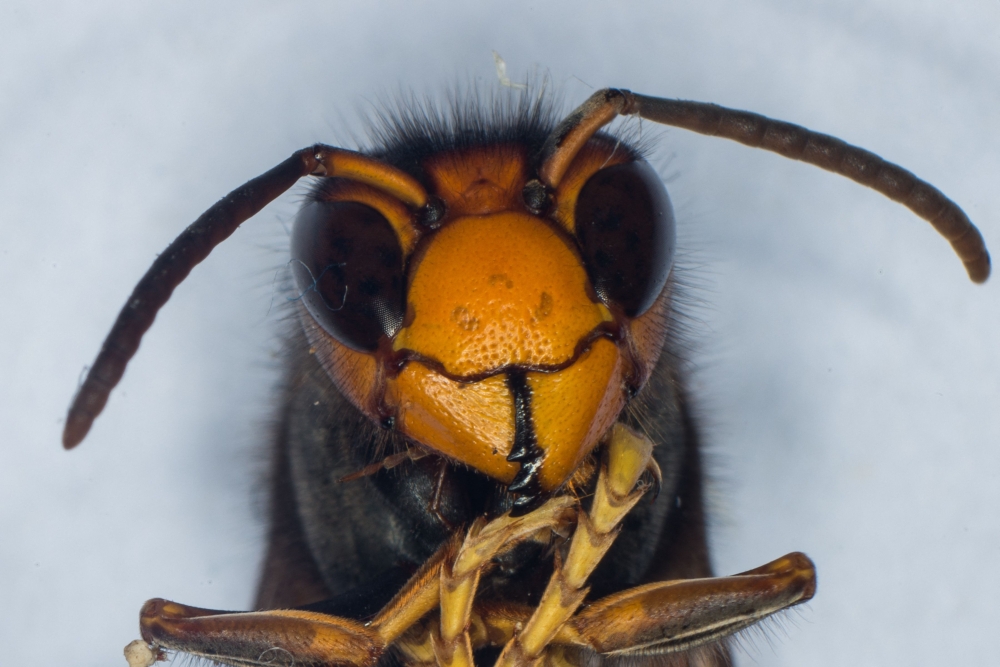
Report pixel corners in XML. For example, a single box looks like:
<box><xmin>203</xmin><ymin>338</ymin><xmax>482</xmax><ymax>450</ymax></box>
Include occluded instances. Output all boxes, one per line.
<box><xmin>386</xmin><ymin>364</ymin><xmax>518</xmax><ymax>483</ymax></box>
<box><xmin>423</xmin><ymin>145</ymin><xmax>527</xmax><ymax>216</ymax></box>
<box><xmin>394</xmin><ymin>212</ymin><xmax>606</xmax><ymax>377</ymax></box>
<box><xmin>300</xmin><ymin>311</ymin><xmax>382</xmax><ymax>421</ymax></box>
<box><xmin>304</xmin><ymin>141</ymin><xmax>673</xmax><ymax>492</ymax></box>
<box><xmin>385</xmin><ymin>339</ymin><xmax>625</xmax><ymax>492</ymax></box>
<box><xmin>623</xmin><ymin>284</ymin><xmax>673</xmax><ymax>389</ymax></box>
<box><xmin>527</xmin><ymin>338</ymin><xmax>625</xmax><ymax>490</ymax></box>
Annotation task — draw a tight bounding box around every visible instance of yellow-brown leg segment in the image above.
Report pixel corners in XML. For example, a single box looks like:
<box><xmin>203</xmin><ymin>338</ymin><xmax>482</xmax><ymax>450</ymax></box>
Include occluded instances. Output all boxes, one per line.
<box><xmin>495</xmin><ymin>424</ymin><xmax>654</xmax><ymax>667</ymax></box>
<box><xmin>131</xmin><ymin>497</ymin><xmax>574</xmax><ymax>667</ymax></box>
<box><xmin>568</xmin><ymin>552</ymin><xmax>816</xmax><ymax>655</ymax></box>
<box><xmin>433</xmin><ymin>496</ymin><xmax>577</xmax><ymax>667</ymax></box>
<box><xmin>137</xmin><ymin>537</ymin><xmax>454</xmax><ymax>667</ymax></box>
<box><xmin>139</xmin><ymin>598</ymin><xmax>383</xmax><ymax>667</ymax></box>
<box><xmin>470</xmin><ymin>552</ymin><xmax>815</xmax><ymax>660</ymax></box>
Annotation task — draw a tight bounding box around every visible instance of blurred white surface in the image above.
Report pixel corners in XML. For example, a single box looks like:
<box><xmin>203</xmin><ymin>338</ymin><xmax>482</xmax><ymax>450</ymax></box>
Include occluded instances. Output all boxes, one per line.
<box><xmin>1</xmin><ymin>2</ymin><xmax>997</xmax><ymax>666</ymax></box>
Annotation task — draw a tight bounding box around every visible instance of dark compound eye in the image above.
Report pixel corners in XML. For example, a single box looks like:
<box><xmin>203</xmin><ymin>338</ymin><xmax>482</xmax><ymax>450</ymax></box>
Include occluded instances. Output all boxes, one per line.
<box><xmin>291</xmin><ymin>200</ymin><xmax>405</xmax><ymax>351</ymax></box>
<box><xmin>574</xmin><ymin>160</ymin><xmax>676</xmax><ymax>317</ymax></box>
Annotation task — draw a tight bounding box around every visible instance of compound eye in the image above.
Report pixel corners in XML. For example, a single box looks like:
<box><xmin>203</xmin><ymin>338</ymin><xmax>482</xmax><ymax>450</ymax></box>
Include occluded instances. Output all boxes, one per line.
<box><xmin>574</xmin><ymin>160</ymin><xmax>676</xmax><ymax>317</ymax></box>
<box><xmin>291</xmin><ymin>200</ymin><xmax>405</xmax><ymax>351</ymax></box>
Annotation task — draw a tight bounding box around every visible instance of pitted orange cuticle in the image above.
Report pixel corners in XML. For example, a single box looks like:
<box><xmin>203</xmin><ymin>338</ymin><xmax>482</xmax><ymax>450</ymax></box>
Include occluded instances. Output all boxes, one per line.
<box><xmin>527</xmin><ymin>338</ymin><xmax>625</xmax><ymax>490</ymax></box>
<box><xmin>394</xmin><ymin>212</ymin><xmax>604</xmax><ymax>377</ymax></box>
<box><xmin>386</xmin><ymin>364</ymin><xmax>518</xmax><ymax>483</ymax></box>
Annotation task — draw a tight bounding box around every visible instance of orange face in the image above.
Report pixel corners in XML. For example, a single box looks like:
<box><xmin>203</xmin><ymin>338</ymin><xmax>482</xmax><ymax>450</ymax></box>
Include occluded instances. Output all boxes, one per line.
<box><xmin>297</xmin><ymin>139</ymin><xmax>674</xmax><ymax>495</ymax></box>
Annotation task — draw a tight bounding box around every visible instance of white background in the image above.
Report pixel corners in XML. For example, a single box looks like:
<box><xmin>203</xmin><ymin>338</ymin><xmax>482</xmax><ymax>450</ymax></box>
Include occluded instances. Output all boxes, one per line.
<box><xmin>1</xmin><ymin>2</ymin><xmax>998</xmax><ymax>666</ymax></box>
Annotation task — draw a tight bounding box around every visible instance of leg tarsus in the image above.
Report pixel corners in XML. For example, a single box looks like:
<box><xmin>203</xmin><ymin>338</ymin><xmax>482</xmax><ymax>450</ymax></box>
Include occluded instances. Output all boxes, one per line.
<box><xmin>437</xmin><ymin>498</ymin><xmax>577</xmax><ymax>667</ymax></box>
<box><xmin>495</xmin><ymin>424</ymin><xmax>654</xmax><ymax>667</ymax></box>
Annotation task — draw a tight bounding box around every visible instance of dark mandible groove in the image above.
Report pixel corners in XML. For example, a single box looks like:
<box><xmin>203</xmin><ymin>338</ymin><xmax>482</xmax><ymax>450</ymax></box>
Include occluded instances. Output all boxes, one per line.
<box><xmin>505</xmin><ymin>371</ymin><xmax>545</xmax><ymax>515</ymax></box>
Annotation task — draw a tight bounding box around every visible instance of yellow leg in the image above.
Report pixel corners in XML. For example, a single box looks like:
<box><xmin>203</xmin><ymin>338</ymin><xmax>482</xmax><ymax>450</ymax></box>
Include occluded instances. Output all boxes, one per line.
<box><xmin>434</xmin><ymin>496</ymin><xmax>576</xmax><ymax>667</ymax></box>
<box><xmin>495</xmin><ymin>423</ymin><xmax>654</xmax><ymax>667</ymax></box>
<box><xmin>369</xmin><ymin>536</ymin><xmax>455</xmax><ymax>645</ymax></box>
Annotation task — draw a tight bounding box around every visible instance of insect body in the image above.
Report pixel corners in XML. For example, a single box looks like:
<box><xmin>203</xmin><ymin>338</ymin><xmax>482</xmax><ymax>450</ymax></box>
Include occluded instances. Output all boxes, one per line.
<box><xmin>65</xmin><ymin>88</ymin><xmax>989</xmax><ymax>667</ymax></box>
